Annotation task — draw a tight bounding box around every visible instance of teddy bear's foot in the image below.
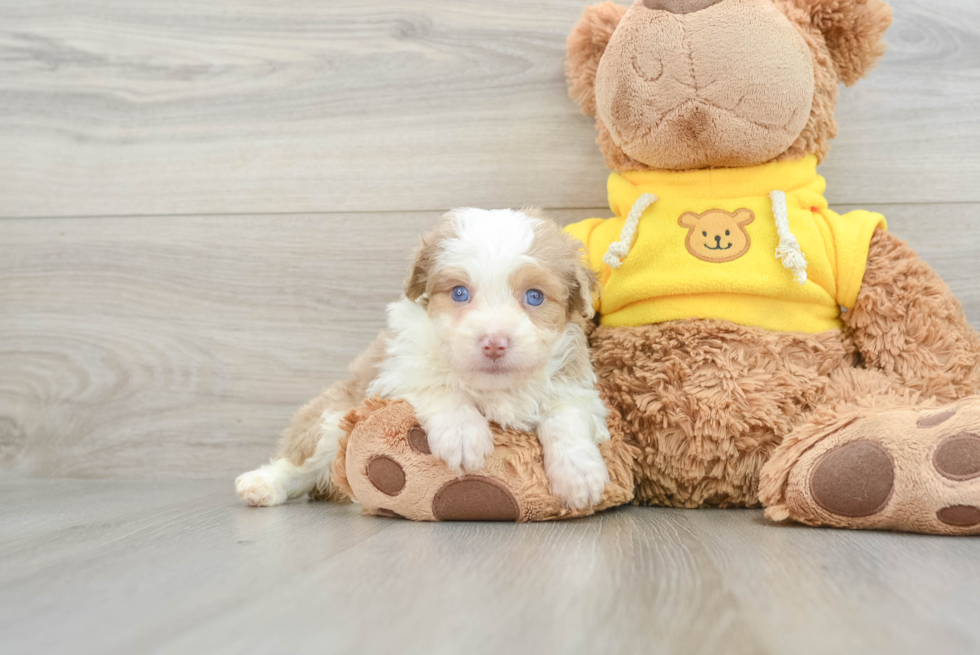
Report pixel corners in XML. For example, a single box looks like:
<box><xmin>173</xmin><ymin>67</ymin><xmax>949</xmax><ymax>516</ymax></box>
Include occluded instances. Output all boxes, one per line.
<box><xmin>761</xmin><ymin>397</ymin><xmax>980</xmax><ymax>535</ymax></box>
<box><xmin>332</xmin><ymin>398</ymin><xmax>635</xmax><ymax>522</ymax></box>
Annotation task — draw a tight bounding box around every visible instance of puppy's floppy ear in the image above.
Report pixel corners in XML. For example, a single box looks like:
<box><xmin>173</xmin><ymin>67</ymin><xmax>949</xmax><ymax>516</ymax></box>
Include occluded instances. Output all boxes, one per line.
<box><xmin>405</xmin><ymin>234</ymin><xmax>438</xmax><ymax>302</ymax></box>
<box><xmin>804</xmin><ymin>0</ymin><xmax>893</xmax><ymax>86</ymax></box>
<box><xmin>566</xmin><ymin>2</ymin><xmax>629</xmax><ymax>117</ymax></box>
<box><xmin>568</xmin><ymin>249</ymin><xmax>600</xmax><ymax>320</ymax></box>
<box><xmin>406</xmin><ymin>211</ymin><xmax>459</xmax><ymax>301</ymax></box>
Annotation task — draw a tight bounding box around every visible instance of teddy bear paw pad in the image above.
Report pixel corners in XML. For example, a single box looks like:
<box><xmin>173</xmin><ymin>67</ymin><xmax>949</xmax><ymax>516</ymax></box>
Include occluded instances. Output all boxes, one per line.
<box><xmin>936</xmin><ymin>505</ymin><xmax>980</xmax><ymax>528</ymax></box>
<box><xmin>932</xmin><ymin>433</ymin><xmax>980</xmax><ymax>481</ymax></box>
<box><xmin>932</xmin><ymin>431</ymin><xmax>980</xmax><ymax>528</ymax></box>
<box><xmin>916</xmin><ymin>408</ymin><xmax>957</xmax><ymax>429</ymax></box>
<box><xmin>365</xmin><ymin>456</ymin><xmax>406</xmax><ymax>496</ymax></box>
<box><xmin>372</xmin><ymin>508</ymin><xmax>407</xmax><ymax>519</ymax></box>
<box><xmin>406</xmin><ymin>426</ymin><xmax>431</xmax><ymax>454</ymax></box>
<box><xmin>809</xmin><ymin>440</ymin><xmax>894</xmax><ymax>518</ymax></box>
<box><xmin>431</xmin><ymin>477</ymin><xmax>520</xmax><ymax>521</ymax></box>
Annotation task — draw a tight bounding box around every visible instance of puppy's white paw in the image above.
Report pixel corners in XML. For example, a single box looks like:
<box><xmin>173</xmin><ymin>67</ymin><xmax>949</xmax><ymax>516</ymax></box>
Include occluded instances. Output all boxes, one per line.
<box><xmin>546</xmin><ymin>444</ymin><xmax>609</xmax><ymax>510</ymax></box>
<box><xmin>235</xmin><ymin>469</ymin><xmax>287</xmax><ymax>507</ymax></box>
<box><xmin>426</xmin><ymin>416</ymin><xmax>495</xmax><ymax>474</ymax></box>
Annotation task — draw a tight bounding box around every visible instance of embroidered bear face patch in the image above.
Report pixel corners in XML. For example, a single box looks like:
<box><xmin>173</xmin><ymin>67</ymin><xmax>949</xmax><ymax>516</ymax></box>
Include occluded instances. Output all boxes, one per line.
<box><xmin>678</xmin><ymin>209</ymin><xmax>755</xmax><ymax>263</ymax></box>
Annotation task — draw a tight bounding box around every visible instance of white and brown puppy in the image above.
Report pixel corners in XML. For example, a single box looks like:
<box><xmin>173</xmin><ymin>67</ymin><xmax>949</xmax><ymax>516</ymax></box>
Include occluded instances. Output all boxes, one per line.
<box><xmin>236</xmin><ymin>208</ymin><xmax>610</xmax><ymax>510</ymax></box>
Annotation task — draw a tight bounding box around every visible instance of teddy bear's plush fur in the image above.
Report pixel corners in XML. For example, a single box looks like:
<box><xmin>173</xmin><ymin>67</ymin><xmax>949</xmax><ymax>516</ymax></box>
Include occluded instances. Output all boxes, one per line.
<box><xmin>327</xmin><ymin>0</ymin><xmax>980</xmax><ymax>534</ymax></box>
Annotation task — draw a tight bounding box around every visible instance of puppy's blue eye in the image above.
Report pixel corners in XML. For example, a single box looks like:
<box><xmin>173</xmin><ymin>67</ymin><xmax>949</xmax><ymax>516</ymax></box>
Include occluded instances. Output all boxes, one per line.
<box><xmin>451</xmin><ymin>286</ymin><xmax>470</xmax><ymax>303</ymax></box>
<box><xmin>524</xmin><ymin>289</ymin><xmax>544</xmax><ymax>307</ymax></box>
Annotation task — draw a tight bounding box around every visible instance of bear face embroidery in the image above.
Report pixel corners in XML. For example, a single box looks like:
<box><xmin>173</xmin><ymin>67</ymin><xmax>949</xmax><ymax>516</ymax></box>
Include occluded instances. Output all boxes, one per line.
<box><xmin>678</xmin><ymin>209</ymin><xmax>755</xmax><ymax>263</ymax></box>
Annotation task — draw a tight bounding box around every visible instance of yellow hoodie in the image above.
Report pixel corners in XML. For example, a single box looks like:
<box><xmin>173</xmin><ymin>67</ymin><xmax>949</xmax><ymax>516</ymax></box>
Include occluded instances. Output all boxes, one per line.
<box><xmin>564</xmin><ymin>156</ymin><xmax>886</xmax><ymax>333</ymax></box>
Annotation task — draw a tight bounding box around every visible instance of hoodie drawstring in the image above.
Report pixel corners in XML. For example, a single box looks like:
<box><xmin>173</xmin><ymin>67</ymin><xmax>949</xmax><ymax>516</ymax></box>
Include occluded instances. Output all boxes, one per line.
<box><xmin>603</xmin><ymin>193</ymin><xmax>658</xmax><ymax>269</ymax></box>
<box><xmin>770</xmin><ymin>190</ymin><xmax>808</xmax><ymax>285</ymax></box>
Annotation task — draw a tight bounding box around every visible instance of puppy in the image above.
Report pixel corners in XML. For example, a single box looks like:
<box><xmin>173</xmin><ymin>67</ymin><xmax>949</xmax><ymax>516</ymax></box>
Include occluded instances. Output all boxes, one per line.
<box><xmin>236</xmin><ymin>208</ymin><xmax>610</xmax><ymax>510</ymax></box>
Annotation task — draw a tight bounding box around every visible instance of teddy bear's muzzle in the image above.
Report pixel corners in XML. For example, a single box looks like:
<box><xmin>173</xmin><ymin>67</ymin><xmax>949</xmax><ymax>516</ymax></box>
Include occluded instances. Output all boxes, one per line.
<box><xmin>642</xmin><ymin>0</ymin><xmax>723</xmax><ymax>14</ymax></box>
<box><xmin>595</xmin><ymin>0</ymin><xmax>816</xmax><ymax>169</ymax></box>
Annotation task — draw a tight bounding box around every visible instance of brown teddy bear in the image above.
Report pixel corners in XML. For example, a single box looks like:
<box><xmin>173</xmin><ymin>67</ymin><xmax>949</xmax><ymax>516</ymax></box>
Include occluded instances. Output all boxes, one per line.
<box><xmin>329</xmin><ymin>0</ymin><xmax>980</xmax><ymax>534</ymax></box>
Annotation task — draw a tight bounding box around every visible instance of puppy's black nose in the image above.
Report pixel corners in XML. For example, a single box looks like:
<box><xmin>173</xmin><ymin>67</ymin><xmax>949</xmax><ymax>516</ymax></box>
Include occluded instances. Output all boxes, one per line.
<box><xmin>643</xmin><ymin>0</ymin><xmax>723</xmax><ymax>14</ymax></box>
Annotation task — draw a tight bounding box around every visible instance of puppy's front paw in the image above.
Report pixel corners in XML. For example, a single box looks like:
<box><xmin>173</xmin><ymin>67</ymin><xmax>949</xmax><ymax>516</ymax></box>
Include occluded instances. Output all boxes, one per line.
<box><xmin>546</xmin><ymin>444</ymin><xmax>609</xmax><ymax>510</ymax></box>
<box><xmin>235</xmin><ymin>469</ymin><xmax>287</xmax><ymax>507</ymax></box>
<box><xmin>425</xmin><ymin>416</ymin><xmax>495</xmax><ymax>474</ymax></box>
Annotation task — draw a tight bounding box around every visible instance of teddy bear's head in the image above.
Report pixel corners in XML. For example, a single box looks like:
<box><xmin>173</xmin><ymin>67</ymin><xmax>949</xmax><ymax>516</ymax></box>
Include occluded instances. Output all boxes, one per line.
<box><xmin>567</xmin><ymin>0</ymin><xmax>892</xmax><ymax>171</ymax></box>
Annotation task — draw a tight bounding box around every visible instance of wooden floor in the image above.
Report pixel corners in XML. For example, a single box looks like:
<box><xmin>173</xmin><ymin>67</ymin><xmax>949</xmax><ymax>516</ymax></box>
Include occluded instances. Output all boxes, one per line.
<box><xmin>2</xmin><ymin>477</ymin><xmax>979</xmax><ymax>655</ymax></box>
<box><xmin>2</xmin><ymin>0</ymin><xmax>980</xmax><ymax>652</ymax></box>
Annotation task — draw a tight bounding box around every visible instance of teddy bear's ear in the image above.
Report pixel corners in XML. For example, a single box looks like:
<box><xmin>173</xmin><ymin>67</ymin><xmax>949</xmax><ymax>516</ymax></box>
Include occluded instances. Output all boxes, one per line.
<box><xmin>566</xmin><ymin>2</ymin><xmax>630</xmax><ymax>117</ymax></box>
<box><xmin>805</xmin><ymin>0</ymin><xmax>893</xmax><ymax>87</ymax></box>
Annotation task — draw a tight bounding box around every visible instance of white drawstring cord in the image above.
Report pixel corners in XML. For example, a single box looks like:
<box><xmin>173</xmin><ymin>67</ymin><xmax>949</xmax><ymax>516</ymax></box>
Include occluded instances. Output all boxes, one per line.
<box><xmin>603</xmin><ymin>193</ymin><xmax>658</xmax><ymax>269</ymax></box>
<box><xmin>770</xmin><ymin>190</ymin><xmax>808</xmax><ymax>285</ymax></box>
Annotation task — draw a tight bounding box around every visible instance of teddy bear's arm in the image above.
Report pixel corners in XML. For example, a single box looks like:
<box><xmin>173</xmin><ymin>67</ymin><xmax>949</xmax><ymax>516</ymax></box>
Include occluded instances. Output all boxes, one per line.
<box><xmin>842</xmin><ymin>228</ymin><xmax>980</xmax><ymax>402</ymax></box>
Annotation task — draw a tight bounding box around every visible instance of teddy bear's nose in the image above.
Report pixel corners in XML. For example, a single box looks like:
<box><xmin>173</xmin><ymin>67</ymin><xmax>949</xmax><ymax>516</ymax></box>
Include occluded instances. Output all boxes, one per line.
<box><xmin>642</xmin><ymin>0</ymin><xmax>723</xmax><ymax>14</ymax></box>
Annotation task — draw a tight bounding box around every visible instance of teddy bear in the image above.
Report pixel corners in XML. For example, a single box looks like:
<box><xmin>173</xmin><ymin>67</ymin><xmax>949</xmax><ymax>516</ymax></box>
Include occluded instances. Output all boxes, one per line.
<box><xmin>325</xmin><ymin>0</ymin><xmax>980</xmax><ymax>535</ymax></box>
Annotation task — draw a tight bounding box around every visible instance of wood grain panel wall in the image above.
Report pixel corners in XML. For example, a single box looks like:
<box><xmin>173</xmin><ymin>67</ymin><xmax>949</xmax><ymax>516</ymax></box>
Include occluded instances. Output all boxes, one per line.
<box><xmin>1</xmin><ymin>0</ymin><xmax>979</xmax><ymax>480</ymax></box>
<box><xmin>0</xmin><ymin>0</ymin><xmax>978</xmax><ymax>217</ymax></box>
<box><xmin>2</xmin><ymin>205</ymin><xmax>978</xmax><ymax>479</ymax></box>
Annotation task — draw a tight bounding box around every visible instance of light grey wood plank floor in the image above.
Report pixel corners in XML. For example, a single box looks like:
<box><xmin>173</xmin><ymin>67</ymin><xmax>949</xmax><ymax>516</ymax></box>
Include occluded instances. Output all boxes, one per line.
<box><xmin>2</xmin><ymin>205</ymin><xmax>978</xmax><ymax>480</ymax></box>
<box><xmin>0</xmin><ymin>0</ymin><xmax>978</xmax><ymax>218</ymax></box>
<box><xmin>1</xmin><ymin>478</ymin><xmax>979</xmax><ymax>655</ymax></box>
